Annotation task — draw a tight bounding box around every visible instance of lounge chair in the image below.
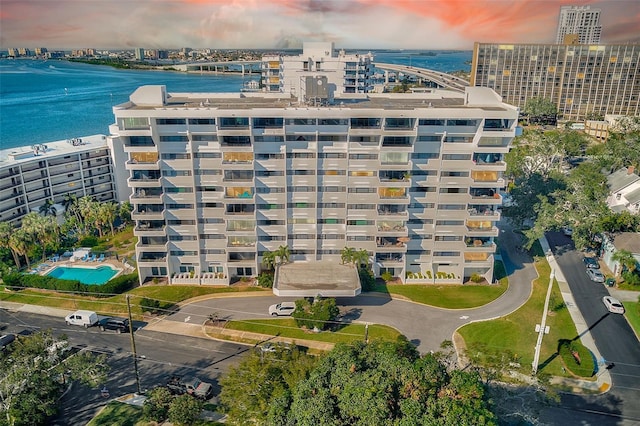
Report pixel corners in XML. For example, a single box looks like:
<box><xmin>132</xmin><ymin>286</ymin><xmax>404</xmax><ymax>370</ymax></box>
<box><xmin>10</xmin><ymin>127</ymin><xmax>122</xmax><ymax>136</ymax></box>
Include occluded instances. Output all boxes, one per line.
<box><xmin>89</xmin><ymin>254</ymin><xmax>97</xmax><ymax>262</ymax></box>
<box><xmin>97</xmin><ymin>254</ymin><xmax>105</xmax><ymax>262</ymax></box>
<box><xmin>81</xmin><ymin>254</ymin><xmax>89</xmax><ymax>262</ymax></box>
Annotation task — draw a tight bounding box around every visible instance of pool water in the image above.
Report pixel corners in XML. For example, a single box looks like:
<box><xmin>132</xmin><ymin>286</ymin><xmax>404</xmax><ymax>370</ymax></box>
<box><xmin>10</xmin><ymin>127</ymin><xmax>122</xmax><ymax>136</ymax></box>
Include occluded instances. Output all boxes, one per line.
<box><xmin>46</xmin><ymin>265</ymin><xmax>118</xmax><ymax>285</ymax></box>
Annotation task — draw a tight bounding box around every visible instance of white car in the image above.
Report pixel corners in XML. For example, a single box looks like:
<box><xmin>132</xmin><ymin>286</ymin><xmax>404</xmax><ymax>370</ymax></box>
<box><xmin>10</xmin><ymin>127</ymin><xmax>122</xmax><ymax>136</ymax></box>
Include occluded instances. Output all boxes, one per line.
<box><xmin>602</xmin><ymin>296</ymin><xmax>625</xmax><ymax>314</ymax></box>
<box><xmin>586</xmin><ymin>268</ymin><xmax>605</xmax><ymax>283</ymax></box>
<box><xmin>268</xmin><ymin>302</ymin><xmax>296</xmax><ymax>316</ymax></box>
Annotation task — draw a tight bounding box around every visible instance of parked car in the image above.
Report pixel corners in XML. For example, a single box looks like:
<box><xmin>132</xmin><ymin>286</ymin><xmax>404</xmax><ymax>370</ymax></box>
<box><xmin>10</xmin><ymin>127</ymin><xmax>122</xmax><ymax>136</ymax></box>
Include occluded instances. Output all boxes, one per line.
<box><xmin>602</xmin><ymin>296</ymin><xmax>625</xmax><ymax>314</ymax></box>
<box><xmin>166</xmin><ymin>375</ymin><xmax>213</xmax><ymax>400</ymax></box>
<box><xmin>586</xmin><ymin>268</ymin><xmax>605</xmax><ymax>283</ymax></box>
<box><xmin>268</xmin><ymin>301</ymin><xmax>296</xmax><ymax>316</ymax></box>
<box><xmin>65</xmin><ymin>310</ymin><xmax>99</xmax><ymax>328</ymax></box>
<box><xmin>562</xmin><ymin>226</ymin><xmax>573</xmax><ymax>236</ymax></box>
<box><xmin>99</xmin><ymin>317</ymin><xmax>130</xmax><ymax>333</ymax></box>
<box><xmin>582</xmin><ymin>256</ymin><xmax>600</xmax><ymax>269</ymax></box>
<box><xmin>0</xmin><ymin>334</ymin><xmax>15</xmax><ymax>349</ymax></box>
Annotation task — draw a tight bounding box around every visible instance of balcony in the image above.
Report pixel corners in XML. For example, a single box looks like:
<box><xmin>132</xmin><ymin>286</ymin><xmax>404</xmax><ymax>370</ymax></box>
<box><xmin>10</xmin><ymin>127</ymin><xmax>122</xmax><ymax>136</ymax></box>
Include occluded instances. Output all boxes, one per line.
<box><xmin>130</xmin><ymin>188</ymin><xmax>163</xmax><ymax>203</ymax></box>
<box><xmin>228</xmin><ymin>236</ymin><xmax>257</xmax><ymax>247</ymax></box>
<box><xmin>377</xmin><ymin>206</ymin><xmax>408</xmax><ymax>218</ymax></box>
<box><xmin>375</xmin><ymin>254</ymin><xmax>404</xmax><ymax>264</ymax></box>
<box><xmin>376</xmin><ymin>237</ymin><xmax>407</xmax><ymax>250</ymax></box>
<box><xmin>134</xmin><ymin>221</ymin><xmax>166</xmax><ymax>237</ymax></box>
<box><xmin>378</xmin><ymin>187</ymin><xmax>407</xmax><ymax>200</ymax></box>
<box><xmin>138</xmin><ymin>253</ymin><xmax>167</xmax><ymax>264</ymax></box>
<box><xmin>225</xmin><ymin>187</ymin><xmax>254</xmax><ymax>199</ymax></box>
<box><xmin>377</xmin><ymin>221</ymin><xmax>407</xmax><ymax>234</ymax></box>
<box><xmin>131</xmin><ymin>206</ymin><xmax>164</xmax><ymax>220</ymax></box>
<box><xmin>467</xmin><ymin>206</ymin><xmax>501</xmax><ymax>220</ymax></box>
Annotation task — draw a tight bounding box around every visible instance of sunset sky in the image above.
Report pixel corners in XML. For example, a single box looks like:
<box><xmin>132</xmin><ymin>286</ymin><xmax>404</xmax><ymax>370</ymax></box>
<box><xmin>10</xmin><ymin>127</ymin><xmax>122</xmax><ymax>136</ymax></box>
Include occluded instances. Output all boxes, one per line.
<box><xmin>1</xmin><ymin>0</ymin><xmax>639</xmax><ymax>50</ymax></box>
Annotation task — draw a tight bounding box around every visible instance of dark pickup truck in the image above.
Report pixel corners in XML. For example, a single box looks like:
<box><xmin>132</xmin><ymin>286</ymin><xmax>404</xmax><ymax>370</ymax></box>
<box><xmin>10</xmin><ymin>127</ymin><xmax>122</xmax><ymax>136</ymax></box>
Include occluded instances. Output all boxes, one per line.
<box><xmin>166</xmin><ymin>375</ymin><xmax>213</xmax><ymax>400</ymax></box>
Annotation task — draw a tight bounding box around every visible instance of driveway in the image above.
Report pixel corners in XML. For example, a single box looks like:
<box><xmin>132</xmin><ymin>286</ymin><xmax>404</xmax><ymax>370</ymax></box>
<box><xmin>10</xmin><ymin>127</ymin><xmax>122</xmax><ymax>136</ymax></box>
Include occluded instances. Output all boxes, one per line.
<box><xmin>161</xmin><ymin>220</ymin><xmax>538</xmax><ymax>353</ymax></box>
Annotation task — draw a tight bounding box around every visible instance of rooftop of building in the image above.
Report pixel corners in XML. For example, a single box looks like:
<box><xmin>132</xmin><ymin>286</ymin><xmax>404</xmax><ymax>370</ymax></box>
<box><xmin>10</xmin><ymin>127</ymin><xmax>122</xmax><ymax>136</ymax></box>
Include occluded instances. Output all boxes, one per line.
<box><xmin>611</xmin><ymin>232</ymin><xmax>640</xmax><ymax>255</ymax></box>
<box><xmin>607</xmin><ymin>167</ymin><xmax>640</xmax><ymax>192</ymax></box>
<box><xmin>274</xmin><ymin>261</ymin><xmax>361</xmax><ymax>298</ymax></box>
<box><xmin>0</xmin><ymin>134</ymin><xmax>108</xmax><ymax>168</ymax></box>
<box><xmin>115</xmin><ymin>85</ymin><xmax>516</xmax><ymax>114</ymax></box>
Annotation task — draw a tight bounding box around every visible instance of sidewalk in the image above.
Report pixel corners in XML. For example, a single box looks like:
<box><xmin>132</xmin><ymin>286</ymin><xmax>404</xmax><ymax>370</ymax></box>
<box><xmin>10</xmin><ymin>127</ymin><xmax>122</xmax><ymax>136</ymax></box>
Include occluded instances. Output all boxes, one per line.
<box><xmin>539</xmin><ymin>237</ymin><xmax>612</xmax><ymax>393</ymax></box>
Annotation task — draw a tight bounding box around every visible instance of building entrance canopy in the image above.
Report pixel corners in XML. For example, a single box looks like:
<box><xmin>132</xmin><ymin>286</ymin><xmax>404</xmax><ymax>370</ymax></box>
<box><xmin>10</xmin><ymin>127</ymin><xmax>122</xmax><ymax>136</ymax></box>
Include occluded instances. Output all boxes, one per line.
<box><xmin>274</xmin><ymin>261</ymin><xmax>361</xmax><ymax>297</ymax></box>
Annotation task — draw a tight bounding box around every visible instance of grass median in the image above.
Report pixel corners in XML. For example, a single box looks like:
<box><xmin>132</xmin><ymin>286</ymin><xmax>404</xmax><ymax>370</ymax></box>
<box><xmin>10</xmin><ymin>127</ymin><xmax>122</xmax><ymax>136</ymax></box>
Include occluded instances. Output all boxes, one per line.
<box><xmin>458</xmin><ymin>246</ymin><xmax>596</xmax><ymax>381</ymax></box>
<box><xmin>211</xmin><ymin>318</ymin><xmax>402</xmax><ymax>346</ymax></box>
<box><xmin>623</xmin><ymin>300</ymin><xmax>640</xmax><ymax>339</ymax></box>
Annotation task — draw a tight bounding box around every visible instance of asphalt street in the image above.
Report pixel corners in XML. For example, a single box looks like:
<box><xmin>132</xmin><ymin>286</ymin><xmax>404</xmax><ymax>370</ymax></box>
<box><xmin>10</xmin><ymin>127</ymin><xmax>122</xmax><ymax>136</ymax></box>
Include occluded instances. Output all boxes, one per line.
<box><xmin>0</xmin><ymin>309</ymin><xmax>248</xmax><ymax>426</ymax></box>
<box><xmin>543</xmin><ymin>232</ymin><xmax>640</xmax><ymax>424</ymax></box>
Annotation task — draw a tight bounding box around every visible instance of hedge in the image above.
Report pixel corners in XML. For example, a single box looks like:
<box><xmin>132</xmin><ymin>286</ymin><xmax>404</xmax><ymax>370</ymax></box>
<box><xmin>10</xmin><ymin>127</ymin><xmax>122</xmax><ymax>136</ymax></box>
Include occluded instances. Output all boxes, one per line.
<box><xmin>4</xmin><ymin>272</ymin><xmax>138</xmax><ymax>297</ymax></box>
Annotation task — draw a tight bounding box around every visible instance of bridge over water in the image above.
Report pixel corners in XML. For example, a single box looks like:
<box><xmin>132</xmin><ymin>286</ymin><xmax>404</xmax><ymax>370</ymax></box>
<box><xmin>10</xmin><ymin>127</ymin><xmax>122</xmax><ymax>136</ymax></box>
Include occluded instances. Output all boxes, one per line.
<box><xmin>173</xmin><ymin>60</ymin><xmax>470</xmax><ymax>92</ymax></box>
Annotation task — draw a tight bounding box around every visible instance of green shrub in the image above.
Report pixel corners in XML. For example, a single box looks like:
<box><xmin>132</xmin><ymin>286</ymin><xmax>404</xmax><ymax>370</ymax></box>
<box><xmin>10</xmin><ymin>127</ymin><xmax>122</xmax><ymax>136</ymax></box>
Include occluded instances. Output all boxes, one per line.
<box><xmin>470</xmin><ymin>273</ymin><xmax>484</xmax><ymax>283</ymax></box>
<box><xmin>91</xmin><ymin>244</ymin><xmax>110</xmax><ymax>254</ymax></box>
<box><xmin>78</xmin><ymin>236</ymin><xmax>99</xmax><ymax>247</ymax></box>
<box><xmin>7</xmin><ymin>271</ymin><xmax>137</xmax><ymax>296</ymax></box>
<box><xmin>292</xmin><ymin>297</ymin><xmax>340</xmax><ymax>331</ymax></box>
<box><xmin>256</xmin><ymin>272</ymin><xmax>274</xmax><ymax>288</ymax></box>
<box><xmin>358</xmin><ymin>266</ymin><xmax>375</xmax><ymax>291</ymax></box>
<box><xmin>140</xmin><ymin>297</ymin><xmax>161</xmax><ymax>314</ymax></box>
<box><xmin>622</xmin><ymin>271</ymin><xmax>640</xmax><ymax>286</ymax></box>
<box><xmin>381</xmin><ymin>271</ymin><xmax>393</xmax><ymax>283</ymax></box>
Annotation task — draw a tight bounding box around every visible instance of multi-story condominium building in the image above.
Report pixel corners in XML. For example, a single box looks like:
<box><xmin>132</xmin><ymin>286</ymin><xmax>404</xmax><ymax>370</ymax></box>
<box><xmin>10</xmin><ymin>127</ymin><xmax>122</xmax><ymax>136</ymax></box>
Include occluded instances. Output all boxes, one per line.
<box><xmin>261</xmin><ymin>42</ymin><xmax>374</xmax><ymax>95</ymax></box>
<box><xmin>109</xmin><ymin>84</ymin><xmax>518</xmax><ymax>286</ymax></box>
<box><xmin>470</xmin><ymin>43</ymin><xmax>640</xmax><ymax>121</ymax></box>
<box><xmin>556</xmin><ymin>5</ymin><xmax>602</xmax><ymax>45</ymax></box>
<box><xmin>0</xmin><ymin>135</ymin><xmax>121</xmax><ymax>226</ymax></box>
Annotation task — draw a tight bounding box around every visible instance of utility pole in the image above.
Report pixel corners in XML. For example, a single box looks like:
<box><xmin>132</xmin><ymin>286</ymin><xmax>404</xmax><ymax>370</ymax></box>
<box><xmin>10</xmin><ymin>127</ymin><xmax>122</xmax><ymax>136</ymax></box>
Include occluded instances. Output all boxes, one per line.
<box><xmin>532</xmin><ymin>269</ymin><xmax>555</xmax><ymax>375</ymax></box>
<box><xmin>126</xmin><ymin>295</ymin><xmax>142</xmax><ymax>394</ymax></box>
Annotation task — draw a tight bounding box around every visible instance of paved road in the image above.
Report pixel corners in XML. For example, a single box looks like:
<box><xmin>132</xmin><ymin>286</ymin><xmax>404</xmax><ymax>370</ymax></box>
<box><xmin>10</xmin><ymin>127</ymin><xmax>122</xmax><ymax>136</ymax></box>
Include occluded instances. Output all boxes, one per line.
<box><xmin>542</xmin><ymin>232</ymin><xmax>640</xmax><ymax>424</ymax></box>
<box><xmin>0</xmin><ymin>309</ymin><xmax>246</xmax><ymax>426</ymax></box>
<box><xmin>166</xmin><ymin>221</ymin><xmax>538</xmax><ymax>353</ymax></box>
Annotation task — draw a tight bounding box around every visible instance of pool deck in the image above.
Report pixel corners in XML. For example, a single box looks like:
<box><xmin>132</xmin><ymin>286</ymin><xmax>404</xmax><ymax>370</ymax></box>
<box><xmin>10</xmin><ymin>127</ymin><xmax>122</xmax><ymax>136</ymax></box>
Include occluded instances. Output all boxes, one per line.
<box><xmin>36</xmin><ymin>257</ymin><xmax>134</xmax><ymax>278</ymax></box>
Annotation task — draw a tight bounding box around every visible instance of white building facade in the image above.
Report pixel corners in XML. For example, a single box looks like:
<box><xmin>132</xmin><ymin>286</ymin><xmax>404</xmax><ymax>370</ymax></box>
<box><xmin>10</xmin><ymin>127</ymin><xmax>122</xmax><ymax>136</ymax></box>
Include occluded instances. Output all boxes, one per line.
<box><xmin>0</xmin><ymin>135</ymin><xmax>122</xmax><ymax>226</ymax></box>
<box><xmin>109</xmin><ymin>84</ymin><xmax>518</xmax><ymax>286</ymax></box>
<box><xmin>261</xmin><ymin>42</ymin><xmax>374</xmax><ymax>96</ymax></box>
<box><xmin>556</xmin><ymin>5</ymin><xmax>602</xmax><ymax>44</ymax></box>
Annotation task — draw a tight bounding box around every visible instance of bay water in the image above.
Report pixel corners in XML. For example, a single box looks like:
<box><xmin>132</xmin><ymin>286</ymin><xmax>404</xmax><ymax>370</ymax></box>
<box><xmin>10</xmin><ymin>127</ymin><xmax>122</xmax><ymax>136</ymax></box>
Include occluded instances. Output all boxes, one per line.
<box><xmin>0</xmin><ymin>50</ymin><xmax>471</xmax><ymax>150</ymax></box>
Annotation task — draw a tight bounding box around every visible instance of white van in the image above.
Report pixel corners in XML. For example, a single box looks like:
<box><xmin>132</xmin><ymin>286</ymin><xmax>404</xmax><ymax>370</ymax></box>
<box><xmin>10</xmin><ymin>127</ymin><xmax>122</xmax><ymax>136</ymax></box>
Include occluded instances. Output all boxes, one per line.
<box><xmin>65</xmin><ymin>310</ymin><xmax>98</xmax><ymax>328</ymax></box>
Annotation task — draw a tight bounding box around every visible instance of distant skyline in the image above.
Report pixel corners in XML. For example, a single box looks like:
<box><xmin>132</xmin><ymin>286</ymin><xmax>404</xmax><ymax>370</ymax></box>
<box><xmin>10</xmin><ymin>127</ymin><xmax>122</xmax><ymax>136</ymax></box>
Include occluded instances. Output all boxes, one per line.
<box><xmin>1</xmin><ymin>0</ymin><xmax>639</xmax><ymax>50</ymax></box>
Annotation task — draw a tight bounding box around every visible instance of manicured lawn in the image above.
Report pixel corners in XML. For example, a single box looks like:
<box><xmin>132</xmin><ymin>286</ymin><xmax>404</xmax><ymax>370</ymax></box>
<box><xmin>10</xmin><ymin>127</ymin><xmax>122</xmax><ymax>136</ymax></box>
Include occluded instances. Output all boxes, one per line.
<box><xmin>623</xmin><ymin>301</ymin><xmax>640</xmax><ymax>339</ymax></box>
<box><xmin>222</xmin><ymin>318</ymin><xmax>402</xmax><ymax>344</ymax></box>
<box><xmin>86</xmin><ymin>401</ymin><xmax>145</xmax><ymax>426</ymax></box>
<box><xmin>371</xmin><ymin>281</ymin><xmax>508</xmax><ymax>309</ymax></box>
<box><xmin>0</xmin><ymin>285</ymin><xmax>267</xmax><ymax>318</ymax></box>
<box><xmin>458</xmin><ymin>256</ymin><xmax>596</xmax><ymax>380</ymax></box>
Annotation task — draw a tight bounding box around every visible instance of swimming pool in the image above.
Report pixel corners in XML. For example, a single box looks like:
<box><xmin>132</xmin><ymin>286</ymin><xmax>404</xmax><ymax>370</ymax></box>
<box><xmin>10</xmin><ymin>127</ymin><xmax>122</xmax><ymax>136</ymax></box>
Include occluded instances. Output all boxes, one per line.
<box><xmin>46</xmin><ymin>265</ymin><xmax>120</xmax><ymax>285</ymax></box>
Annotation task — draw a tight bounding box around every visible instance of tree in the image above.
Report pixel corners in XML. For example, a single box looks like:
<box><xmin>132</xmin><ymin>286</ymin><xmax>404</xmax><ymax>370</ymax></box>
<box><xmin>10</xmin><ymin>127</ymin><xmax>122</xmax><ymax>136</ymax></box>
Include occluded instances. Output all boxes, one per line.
<box><xmin>0</xmin><ymin>330</ymin><xmax>109</xmax><ymax>426</ymax></box>
<box><xmin>219</xmin><ymin>343</ymin><xmax>316</xmax><ymax>425</ymax></box>
<box><xmin>274</xmin><ymin>245</ymin><xmax>290</xmax><ymax>265</ymax></box>
<box><xmin>523</xmin><ymin>97</ymin><xmax>557</xmax><ymax>123</ymax></box>
<box><xmin>261</xmin><ymin>251</ymin><xmax>277</xmax><ymax>271</ymax></box>
<box><xmin>612</xmin><ymin>249</ymin><xmax>638</xmax><ymax>277</ymax></box>
<box><xmin>8</xmin><ymin>228</ymin><xmax>31</xmax><ymax>269</ymax></box>
<box><xmin>340</xmin><ymin>246</ymin><xmax>356</xmax><ymax>264</ymax></box>
<box><xmin>38</xmin><ymin>199</ymin><xmax>57</xmax><ymax>217</ymax></box>
<box><xmin>288</xmin><ymin>341</ymin><xmax>496</xmax><ymax>424</ymax></box>
<box><xmin>0</xmin><ymin>222</ymin><xmax>21</xmax><ymax>270</ymax></box>
<box><xmin>142</xmin><ymin>386</ymin><xmax>173</xmax><ymax>423</ymax></box>
<box><xmin>167</xmin><ymin>394</ymin><xmax>203</xmax><ymax>426</ymax></box>
<box><xmin>292</xmin><ymin>297</ymin><xmax>340</xmax><ymax>331</ymax></box>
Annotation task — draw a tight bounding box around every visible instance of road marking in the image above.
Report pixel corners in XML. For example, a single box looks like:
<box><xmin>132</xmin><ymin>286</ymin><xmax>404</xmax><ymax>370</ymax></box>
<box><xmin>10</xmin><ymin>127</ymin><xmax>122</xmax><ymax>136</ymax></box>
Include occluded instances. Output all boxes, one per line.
<box><xmin>184</xmin><ymin>316</ymin><xmax>191</xmax><ymax>323</ymax></box>
<box><xmin>459</xmin><ymin>315</ymin><xmax>469</xmax><ymax>320</ymax></box>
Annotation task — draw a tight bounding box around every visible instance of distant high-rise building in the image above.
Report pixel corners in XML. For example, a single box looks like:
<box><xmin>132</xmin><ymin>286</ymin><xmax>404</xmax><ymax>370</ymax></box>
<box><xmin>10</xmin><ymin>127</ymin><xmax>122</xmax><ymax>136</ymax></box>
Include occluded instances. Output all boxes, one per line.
<box><xmin>261</xmin><ymin>42</ymin><xmax>374</xmax><ymax>95</ymax></box>
<box><xmin>135</xmin><ymin>48</ymin><xmax>145</xmax><ymax>61</ymax></box>
<box><xmin>156</xmin><ymin>50</ymin><xmax>169</xmax><ymax>60</ymax></box>
<box><xmin>471</xmin><ymin>42</ymin><xmax>640</xmax><ymax>121</ymax></box>
<box><xmin>556</xmin><ymin>5</ymin><xmax>602</xmax><ymax>44</ymax></box>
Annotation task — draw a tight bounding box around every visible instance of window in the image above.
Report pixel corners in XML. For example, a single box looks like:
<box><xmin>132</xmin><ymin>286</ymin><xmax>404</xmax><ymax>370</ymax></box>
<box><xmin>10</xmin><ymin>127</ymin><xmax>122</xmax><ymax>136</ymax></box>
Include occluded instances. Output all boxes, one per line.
<box><xmin>319</xmin><ymin>218</ymin><xmax>345</xmax><ymax>224</ymax></box>
<box><xmin>254</xmin><ymin>135</ymin><xmax>284</xmax><ymax>143</ymax></box>
<box><xmin>442</xmin><ymin>154</ymin><xmax>471</xmax><ymax>161</ymax></box>
<box><xmin>347</xmin><ymin>204</ymin><xmax>376</xmax><ymax>210</ymax></box>
<box><xmin>348</xmin><ymin>188</ymin><xmax>376</xmax><ymax>193</ymax></box>
<box><xmin>287</xmin><ymin>152</ymin><xmax>316</xmax><ymax>159</ymax></box>
<box><xmin>255</xmin><ymin>170</ymin><xmax>284</xmax><ymax>177</ymax></box>
<box><xmin>255</xmin><ymin>153</ymin><xmax>284</xmax><ymax>160</ymax></box>
<box><xmin>194</xmin><ymin>152</ymin><xmax>221</xmax><ymax>158</ymax></box>
<box><xmin>417</xmin><ymin>135</ymin><xmax>441</xmax><ymax>142</ymax></box>
<box><xmin>219</xmin><ymin>117</ymin><xmax>249</xmax><ymax>128</ymax></box>
<box><xmin>119</xmin><ymin>117</ymin><xmax>149</xmax><ymax>130</ymax></box>
<box><xmin>441</xmin><ymin>171</ymin><xmax>469</xmax><ymax>177</ymax></box>
<box><xmin>253</xmin><ymin>117</ymin><xmax>284</xmax><ymax>128</ymax></box>
<box><xmin>165</xmin><ymin>187</ymin><xmax>193</xmax><ymax>193</ymax></box>
<box><xmin>439</xmin><ymin>187</ymin><xmax>467</xmax><ymax>194</ymax></box>
<box><xmin>159</xmin><ymin>135</ymin><xmax>188</xmax><ymax>142</ymax></box>
<box><xmin>162</xmin><ymin>170</ymin><xmax>191</xmax><ymax>177</ymax></box>
<box><xmin>286</xmin><ymin>118</ymin><xmax>316</xmax><ymax>125</ymax></box>
<box><xmin>380</xmin><ymin>152</ymin><xmax>409</xmax><ymax>163</ymax></box>
<box><xmin>436</xmin><ymin>220</ymin><xmax>464</xmax><ymax>226</ymax></box>
<box><xmin>347</xmin><ymin>219</ymin><xmax>374</xmax><ymax>225</ymax></box>
<box><xmin>318</xmin><ymin>203</ymin><xmax>345</xmax><ymax>208</ymax></box>
<box><xmin>433</xmin><ymin>251</ymin><xmax>460</xmax><ymax>257</ymax></box>
<box><xmin>382</xmin><ymin>136</ymin><xmax>412</xmax><ymax>146</ymax></box>
<box><xmin>438</xmin><ymin>204</ymin><xmax>465</xmax><ymax>210</ymax></box>
<box><xmin>157</xmin><ymin>118</ymin><xmax>186</xmax><ymax>125</ymax></box>
<box><xmin>411</xmin><ymin>153</ymin><xmax>439</xmax><ymax>160</ymax></box>
<box><xmin>318</xmin><ymin>170</ymin><xmax>346</xmax><ymax>175</ymax></box>
<box><xmin>411</xmin><ymin>187</ymin><xmax>436</xmax><ymax>193</ymax></box>
<box><xmin>288</xmin><ymin>202</ymin><xmax>315</xmax><ymax>208</ymax></box>
<box><xmin>418</xmin><ymin>119</ymin><xmax>445</xmax><ymax>126</ymax></box>
<box><xmin>221</xmin><ymin>136</ymin><xmax>251</xmax><ymax>146</ymax></box>
<box><xmin>351</xmin><ymin>118</ymin><xmax>381</xmax><ymax>129</ymax></box>
<box><xmin>161</xmin><ymin>153</ymin><xmax>191</xmax><ymax>160</ymax></box>
<box><xmin>192</xmin><ymin>135</ymin><xmax>218</xmax><ymax>142</ymax></box>
<box><xmin>435</xmin><ymin>236</ymin><xmax>463</xmax><ymax>241</ymax></box>
<box><xmin>385</xmin><ymin>117</ymin><xmax>415</xmax><ymax>129</ymax></box>
<box><xmin>319</xmin><ymin>118</ymin><xmax>348</xmax><ymax>125</ymax></box>
<box><xmin>189</xmin><ymin>118</ymin><xmax>216</xmax><ymax>125</ymax></box>
<box><xmin>319</xmin><ymin>152</ymin><xmax>347</xmax><ymax>159</ymax></box>
<box><xmin>349</xmin><ymin>153</ymin><xmax>378</xmax><ymax>160</ymax></box>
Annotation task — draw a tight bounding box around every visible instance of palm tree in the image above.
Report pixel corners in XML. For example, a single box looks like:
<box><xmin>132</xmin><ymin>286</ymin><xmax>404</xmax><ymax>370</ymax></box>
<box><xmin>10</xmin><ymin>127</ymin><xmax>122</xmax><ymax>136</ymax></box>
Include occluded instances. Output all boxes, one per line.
<box><xmin>39</xmin><ymin>198</ymin><xmax>57</xmax><ymax>217</ymax></box>
<box><xmin>0</xmin><ymin>222</ymin><xmax>21</xmax><ymax>268</ymax></box>
<box><xmin>261</xmin><ymin>251</ymin><xmax>277</xmax><ymax>271</ymax></box>
<box><xmin>100</xmin><ymin>202</ymin><xmax>118</xmax><ymax>236</ymax></box>
<box><xmin>612</xmin><ymin>249</ymin><xmax>638</xmax><ymax>277</ymax></box>
<box><xmin>274</xmin><ymin>245</ymin><xmax>290</xmax><ymax>265</ymax></box>
<box><xmin>353</xmin><ymin>249</ymin><xmax>370</xmax><ymax>268</ymax></box>
<box><xmin>22</xmin><ymin>212</ymin><xmax>58</xmax><ymax>262</ymax></box>
<box><xmin>9</xmin><ymin>229</ymin><xmax>31</xmax><ymax>269</ymax></box>
<box><xmin>340</xmin><ymin>246</ymin><xmax>355</xmax><ymax>264</ymax></box>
